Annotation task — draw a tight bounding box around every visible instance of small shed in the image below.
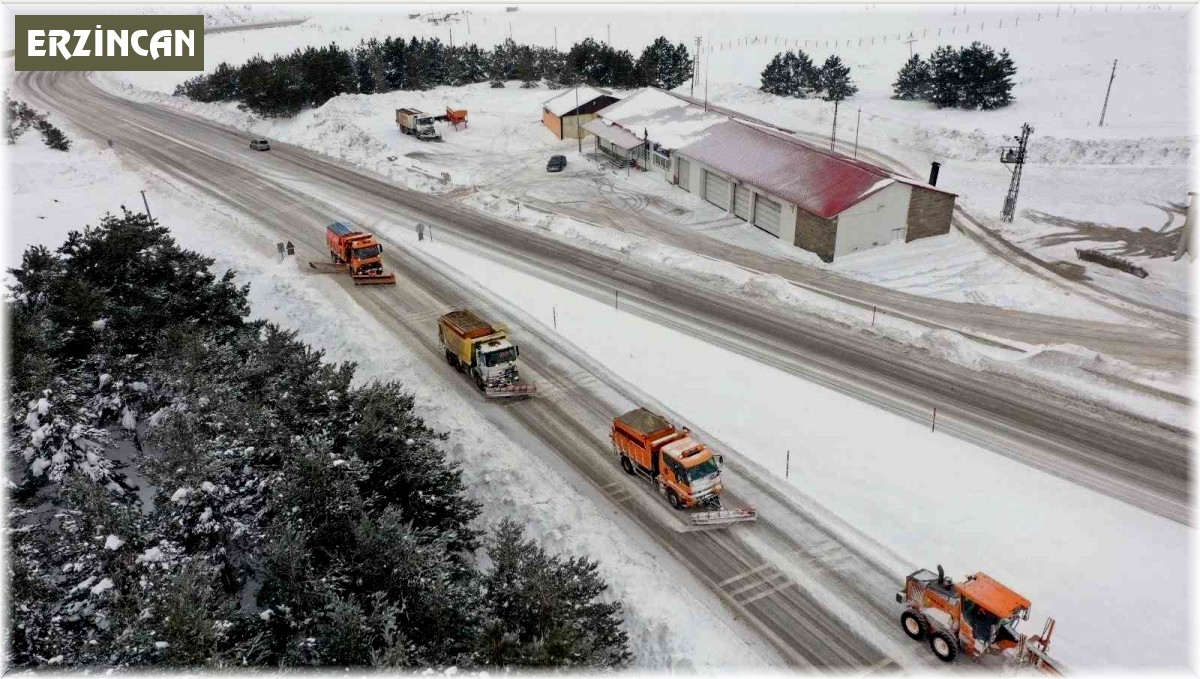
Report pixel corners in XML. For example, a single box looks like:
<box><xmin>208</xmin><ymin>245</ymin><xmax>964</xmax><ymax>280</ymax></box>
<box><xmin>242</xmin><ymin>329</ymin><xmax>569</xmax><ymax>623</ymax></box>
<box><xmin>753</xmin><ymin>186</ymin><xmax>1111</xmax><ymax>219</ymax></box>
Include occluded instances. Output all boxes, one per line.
<box><xmin>542</xmin><ymin>87</ymin><xmax>620</xmax><ymax>140</ymax></box>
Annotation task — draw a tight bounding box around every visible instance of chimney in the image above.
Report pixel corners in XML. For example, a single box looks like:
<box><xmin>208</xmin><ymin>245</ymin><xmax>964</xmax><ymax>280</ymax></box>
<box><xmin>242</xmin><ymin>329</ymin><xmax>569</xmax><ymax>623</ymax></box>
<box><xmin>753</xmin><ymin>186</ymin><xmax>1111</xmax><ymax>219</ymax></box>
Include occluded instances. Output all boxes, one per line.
<box><xmin>928</xmin><ymin>161</ymin><xmax>941</xmax><ymax>187</ymax></box>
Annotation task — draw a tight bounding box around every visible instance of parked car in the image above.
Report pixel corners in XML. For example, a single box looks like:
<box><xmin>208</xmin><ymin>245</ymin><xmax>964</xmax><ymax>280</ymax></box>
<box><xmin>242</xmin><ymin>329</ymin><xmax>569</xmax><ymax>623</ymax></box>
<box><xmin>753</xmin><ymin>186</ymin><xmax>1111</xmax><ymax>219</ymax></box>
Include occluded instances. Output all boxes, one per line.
<box><xmin>546</xmin><ymin>154</ymin><xmax>566</xmax><ymax>172</ymax></box>
<box><xmin>249</xmin><ymin>138</ymin><xmax>271</xmax><ymax>151</ymax></box>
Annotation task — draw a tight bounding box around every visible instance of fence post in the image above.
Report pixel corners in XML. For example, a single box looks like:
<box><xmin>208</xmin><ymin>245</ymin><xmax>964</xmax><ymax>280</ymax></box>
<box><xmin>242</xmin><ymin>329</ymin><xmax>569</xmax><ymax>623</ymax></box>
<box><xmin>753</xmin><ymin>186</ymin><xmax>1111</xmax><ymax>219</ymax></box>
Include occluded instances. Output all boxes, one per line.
<box><xmin>931</xmin><ymin>407</ymin><xmax>937</xmax><ymax>432</ymax></box>
<box><xmin>786</xmin><ymin>450</ymin><xmax>790</xmax><ymax>478</ymax></box>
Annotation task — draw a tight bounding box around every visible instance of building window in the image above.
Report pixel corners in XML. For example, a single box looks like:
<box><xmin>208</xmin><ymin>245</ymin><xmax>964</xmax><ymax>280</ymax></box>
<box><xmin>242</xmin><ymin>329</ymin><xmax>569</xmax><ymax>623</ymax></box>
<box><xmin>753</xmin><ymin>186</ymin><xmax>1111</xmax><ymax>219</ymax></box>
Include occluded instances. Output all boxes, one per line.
<box><xmin>651</xmin><ymin>150</ymin><xmax>670</xmax><ymax>170</ymax></box>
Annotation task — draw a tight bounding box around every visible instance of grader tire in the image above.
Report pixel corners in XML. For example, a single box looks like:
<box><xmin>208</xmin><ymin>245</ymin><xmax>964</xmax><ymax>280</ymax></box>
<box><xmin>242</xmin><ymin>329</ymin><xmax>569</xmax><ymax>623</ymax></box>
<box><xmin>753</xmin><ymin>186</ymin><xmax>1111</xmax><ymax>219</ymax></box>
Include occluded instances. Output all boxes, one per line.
<box><xmin>901</xmin><ymin>611</ymin><xmax>928</xmax><ymax>641</ymax></box>
<box><xmin>929</xmin><ymin>630</ymin><xmax>958</xmax><ymax>663</ymax></box>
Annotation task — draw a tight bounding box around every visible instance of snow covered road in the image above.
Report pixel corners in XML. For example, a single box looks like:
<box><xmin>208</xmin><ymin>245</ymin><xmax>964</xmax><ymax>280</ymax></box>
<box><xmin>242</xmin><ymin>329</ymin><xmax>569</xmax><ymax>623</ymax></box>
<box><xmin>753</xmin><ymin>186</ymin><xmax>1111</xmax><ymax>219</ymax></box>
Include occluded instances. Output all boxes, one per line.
<box><xmin>11</xmin><ymin>64</ymin><xmax>1192</xmax><ymax>670</ymax></box>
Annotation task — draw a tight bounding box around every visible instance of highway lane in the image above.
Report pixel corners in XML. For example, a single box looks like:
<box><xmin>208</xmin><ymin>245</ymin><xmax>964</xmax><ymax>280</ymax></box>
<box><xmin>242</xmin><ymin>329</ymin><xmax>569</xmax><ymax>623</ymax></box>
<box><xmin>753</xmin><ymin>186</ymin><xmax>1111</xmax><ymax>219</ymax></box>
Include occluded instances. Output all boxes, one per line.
<box><xmin>16</xmin><ymin>69</ymin><xmax>926</xmax><ymax>670</ymax></box>
<box><xmin>18</xmin><ymin>70</ymin><xmax>1189</xmax><ymax>526</ymax></box>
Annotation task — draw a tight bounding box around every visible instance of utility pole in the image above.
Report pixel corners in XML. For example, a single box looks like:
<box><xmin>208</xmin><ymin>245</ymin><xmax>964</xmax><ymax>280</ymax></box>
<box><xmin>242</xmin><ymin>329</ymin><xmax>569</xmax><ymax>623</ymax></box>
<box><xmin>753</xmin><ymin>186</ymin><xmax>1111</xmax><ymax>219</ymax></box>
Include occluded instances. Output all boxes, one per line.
<box><xmin>902</xmin><ymin>36</ymin><xmax>917</xmax><ymax>57</ymax></box>
<box><xmin>554</xmin><ymin>26</ymin><xmax>557</xmax><ymax>50</ymax></box>
<box><xmin>853</xmin><ymin>108</ymin><xmax>861</xmax><ymax>159</ymax></box>
<box><xmin>1000</xmin><ymin>123</ymin><xmax>1033</xmax><ymax>222</ymax></box>
<box><xmin>140</xmin><ymin>190</ymin><xmax>152</xmax><ymax>219</ymax></box>
<box><xmin>830</xmin><ymin>99</ymin><xmax>840</xmax><ymax>152</ymax></box>
<box><xmin>575</xmin><ymin>86</ymin><xmax>582</xmax><ymax>154</ymax></box>
<box><xmin>1098</xmin><ymin>59</ymin><xmax>1117</xmax><ymax>127</ymax></box>
<box><xmin>607</xmin><ymin>23</ymin><xmax>611</xmax><ymax>44</ymax></box>
<box><xmin>692</xmin><ymin>36</ymin><xmax>701</xmax><ymax>96</ymax></box>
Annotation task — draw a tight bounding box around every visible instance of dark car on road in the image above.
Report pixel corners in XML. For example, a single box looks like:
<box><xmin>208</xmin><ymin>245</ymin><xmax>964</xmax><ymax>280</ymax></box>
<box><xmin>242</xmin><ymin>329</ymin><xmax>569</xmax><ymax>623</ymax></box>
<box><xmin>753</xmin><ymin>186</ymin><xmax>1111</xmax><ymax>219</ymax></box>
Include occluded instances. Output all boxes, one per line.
<box><xmin>546</xmin><ymin>154</ymin><xmax>566</xmax><ymax>172</ymax></box>
<box><xmin>250</xmin><ymin>138</ymin><xmax>271</xmax><ymax>151</ymax></box>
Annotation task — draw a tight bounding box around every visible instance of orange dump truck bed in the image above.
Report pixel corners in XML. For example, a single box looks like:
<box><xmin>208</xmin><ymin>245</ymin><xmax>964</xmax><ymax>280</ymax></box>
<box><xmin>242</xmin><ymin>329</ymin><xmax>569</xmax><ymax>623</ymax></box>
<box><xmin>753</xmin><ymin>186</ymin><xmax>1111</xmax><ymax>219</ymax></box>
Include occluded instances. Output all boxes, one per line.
<box><xmin>613</xmin><ymin>408</ymin><xmax>682</xmax><ymax>474</ymax></box>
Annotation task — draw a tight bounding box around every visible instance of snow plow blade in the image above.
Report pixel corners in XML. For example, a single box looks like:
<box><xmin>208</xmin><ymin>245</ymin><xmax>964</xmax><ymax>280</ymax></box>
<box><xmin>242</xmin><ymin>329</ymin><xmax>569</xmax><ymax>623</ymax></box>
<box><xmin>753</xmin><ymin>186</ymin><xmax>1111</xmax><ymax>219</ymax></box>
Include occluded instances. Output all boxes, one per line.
<box><xmin>690</xmin><ymin>507</ymin><xmax>757</xmax><ymax>526</ymax></box>
<box><xmin>309</xmin><ymin>261</ymin><xmax>345</xmax><ymax>273</ymax></box>
<box><xmin>484</xmin><ymin>383</ymin><xmax>538</xmax><ymax>398</ymax></box>
<box><xmin>353</xmin><ymin>273</ymin><xmax>397</xmax><ymax>286</ymax></box>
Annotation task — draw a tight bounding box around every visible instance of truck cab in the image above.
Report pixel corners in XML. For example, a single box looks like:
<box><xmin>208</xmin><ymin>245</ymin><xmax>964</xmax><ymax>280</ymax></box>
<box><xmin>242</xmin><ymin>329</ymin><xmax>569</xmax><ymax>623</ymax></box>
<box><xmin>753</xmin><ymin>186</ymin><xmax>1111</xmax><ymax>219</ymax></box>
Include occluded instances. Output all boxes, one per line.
<box><xmin>474</xmin><ymin>336</ymin><xmax>520</xmax><ymax>387</ymax></box>
<box><xmin>326</xmin><ymin>222</ymin><xmax>386</xmax><ymax>277</ymax></box>
<box><xmin>412</xmin><ymin>116</ymin><xmax>439</xmax><ymax>140</ymax></box>
<box><xmin>612</xmin><ymin>409</ymin><xmax>725</xmax><ymax>510</ymax></box>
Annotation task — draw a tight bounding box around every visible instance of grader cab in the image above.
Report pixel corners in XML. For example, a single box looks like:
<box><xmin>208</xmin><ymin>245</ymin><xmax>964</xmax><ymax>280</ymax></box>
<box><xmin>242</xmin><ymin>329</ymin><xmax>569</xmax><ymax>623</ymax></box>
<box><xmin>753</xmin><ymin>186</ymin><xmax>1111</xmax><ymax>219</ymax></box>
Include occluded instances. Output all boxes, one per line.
<box><xmin>896</xmin><ymin>566</ymin><xmax>1062</xmax><ymax>673</ymax></box>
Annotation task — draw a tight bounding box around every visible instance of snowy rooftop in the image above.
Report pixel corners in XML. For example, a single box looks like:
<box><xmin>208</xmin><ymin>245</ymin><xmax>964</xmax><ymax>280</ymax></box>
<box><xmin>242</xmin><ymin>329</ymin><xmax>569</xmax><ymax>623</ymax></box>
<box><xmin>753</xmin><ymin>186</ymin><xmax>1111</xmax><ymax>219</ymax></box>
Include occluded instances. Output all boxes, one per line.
<box><xmin>543</xmin><ymin>86</ymin><xmax>614</xmax><ymax>116</ymax></box>
<box><xmin>594</xmin><ymin>88</ymin><xmax>729</xmax><ymax>151</ymax></box>
<box><xmin>678</xmin><ymin>120</ymin><xmax>953</xmax><ymax>219</ymax></box>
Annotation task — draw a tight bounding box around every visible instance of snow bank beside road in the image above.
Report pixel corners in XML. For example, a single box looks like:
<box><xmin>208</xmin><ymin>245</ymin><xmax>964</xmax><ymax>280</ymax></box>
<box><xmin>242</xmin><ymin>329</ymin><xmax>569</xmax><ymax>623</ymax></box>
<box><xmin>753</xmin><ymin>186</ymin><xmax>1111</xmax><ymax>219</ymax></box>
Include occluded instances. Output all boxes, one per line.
<box><xmin>410</xmin><ymin>234</ymin><xmax>1191</xmax><ymax>672</ymax></box>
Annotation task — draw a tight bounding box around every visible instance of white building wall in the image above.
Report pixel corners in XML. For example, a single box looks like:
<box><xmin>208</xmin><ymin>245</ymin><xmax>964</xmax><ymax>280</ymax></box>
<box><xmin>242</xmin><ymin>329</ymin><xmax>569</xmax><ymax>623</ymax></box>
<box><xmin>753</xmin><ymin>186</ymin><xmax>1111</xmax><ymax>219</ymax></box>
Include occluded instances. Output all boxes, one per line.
<box><xmin>833</xmin><ymin>182</ymin><xmax>912</xmax><ymax>258</ymax></box>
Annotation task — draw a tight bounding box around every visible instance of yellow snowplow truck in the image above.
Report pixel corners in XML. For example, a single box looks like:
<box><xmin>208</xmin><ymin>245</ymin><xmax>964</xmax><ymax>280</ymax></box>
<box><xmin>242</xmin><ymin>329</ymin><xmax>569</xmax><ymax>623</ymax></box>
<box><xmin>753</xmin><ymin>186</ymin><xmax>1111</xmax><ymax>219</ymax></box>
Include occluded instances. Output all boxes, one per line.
<box><xmin>438</xmin><ymin>310</ymin><xmax>536</xmax><ymax>397</ymax></box>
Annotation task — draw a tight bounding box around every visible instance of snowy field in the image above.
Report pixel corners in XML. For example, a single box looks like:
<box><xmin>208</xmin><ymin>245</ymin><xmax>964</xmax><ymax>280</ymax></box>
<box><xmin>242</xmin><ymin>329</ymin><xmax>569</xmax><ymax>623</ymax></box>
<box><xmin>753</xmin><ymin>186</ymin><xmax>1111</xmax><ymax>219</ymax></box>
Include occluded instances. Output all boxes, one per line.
<box><xmin>398</xmin><ymin>226</ymin><xmax>1192</xmax><ymax>672</ymax></box>
<box><xmin>4</xmin><ymin>128</ymin><xmax>784</xmax><ymax>671</ymax></box>
<box><xmin>86</xmin><ymin>3</ymin><xmax>1193</xmax><ymax>315</ymax></box>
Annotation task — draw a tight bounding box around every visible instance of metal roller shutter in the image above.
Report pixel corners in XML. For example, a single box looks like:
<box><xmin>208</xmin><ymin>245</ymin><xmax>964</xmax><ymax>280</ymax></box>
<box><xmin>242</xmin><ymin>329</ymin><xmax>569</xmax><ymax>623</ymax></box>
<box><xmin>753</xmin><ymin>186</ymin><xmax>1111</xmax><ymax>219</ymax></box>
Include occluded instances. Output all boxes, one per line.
<box><xmin>704</xmin><ymin>170</ymin><xmax>731</xmax><ymax>211</ymax></box>
<box><xmin>677</xmin><ymin>158</ymin><xmax>691</xmax><ymax>192</ymax></box>
<box><xmin>733</xmin><ymin>184</ymin><xmax>751</xmax><ymax>221</ymax></box>
<box><xmin>753</xmin><ymin>195</ymin><xmax>782</xmax><ymax>237</ymax></box>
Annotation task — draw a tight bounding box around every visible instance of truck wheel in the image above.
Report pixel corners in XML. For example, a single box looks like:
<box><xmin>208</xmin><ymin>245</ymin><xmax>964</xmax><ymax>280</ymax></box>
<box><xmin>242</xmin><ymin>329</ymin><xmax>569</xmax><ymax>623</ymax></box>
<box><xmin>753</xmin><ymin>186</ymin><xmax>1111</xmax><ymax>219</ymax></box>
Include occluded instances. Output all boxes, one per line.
<box><xmin>929</xmin><ymin>630</ymin><xmax>958</xmax><ymax>662</ymax></box>
<box><xmin>445</xmin><ymin>349</ymin><xmax>456</xmax><ymax>367</ymax></box>
<box><xmin>474</xmin><ymin>372</ymin><xmax>485</xmax><ymax>391</ymax></box>
<box><xmin>620</xmin><ymin>456</ymin><xmax>635</xmax><ymax>475</ymax></box>
<box><xmin>901</xmin><ymin>611</ymin><xmax>928</xmax><ymax>641</ymax></box>
<box><xmin>666</xmin><ymin>490</ymin><xmax>684</xmax><ymax>510</ymax></box>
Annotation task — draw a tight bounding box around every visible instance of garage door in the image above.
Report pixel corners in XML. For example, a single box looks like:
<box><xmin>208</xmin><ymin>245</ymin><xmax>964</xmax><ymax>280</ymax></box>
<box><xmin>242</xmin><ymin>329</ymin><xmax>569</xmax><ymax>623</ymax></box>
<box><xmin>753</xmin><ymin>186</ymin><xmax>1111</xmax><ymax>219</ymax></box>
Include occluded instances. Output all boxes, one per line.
<box><xmin>677</xmin><ymin>158</ymin><xmax>691</xmax><ymax>192</ymax></box>
<box><xmin>753</xmin><ymin>195</ymin><xmax>782</xmax><ymax>237</ymax></box>
<box><xmin>733</xmin><ymin>184</ymin><xmax>751</xmax><ymax>221</ymax></box>
<box><xmin>704</xmin><ymin>170</ymin><xmax>731</xmax><ymax>211</ymax></box>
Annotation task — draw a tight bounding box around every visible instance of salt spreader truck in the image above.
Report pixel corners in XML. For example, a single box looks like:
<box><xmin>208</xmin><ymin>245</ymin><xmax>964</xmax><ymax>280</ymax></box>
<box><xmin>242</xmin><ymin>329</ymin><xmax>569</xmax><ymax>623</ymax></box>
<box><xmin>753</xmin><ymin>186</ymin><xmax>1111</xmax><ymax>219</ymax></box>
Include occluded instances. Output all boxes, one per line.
<box><xmin>308</xmin><ymin>221</ymin><xmax>397</xmax><ymax>285</ymax></box>
<box><xmin>611</xmin><ymin>408</ymin><xmax>757</xmax><ymax>526</ymax></box>
<box><xmin>438</xmin><ymin>310</ymin><xmax>537</xmax><ymax>397</ymax></box>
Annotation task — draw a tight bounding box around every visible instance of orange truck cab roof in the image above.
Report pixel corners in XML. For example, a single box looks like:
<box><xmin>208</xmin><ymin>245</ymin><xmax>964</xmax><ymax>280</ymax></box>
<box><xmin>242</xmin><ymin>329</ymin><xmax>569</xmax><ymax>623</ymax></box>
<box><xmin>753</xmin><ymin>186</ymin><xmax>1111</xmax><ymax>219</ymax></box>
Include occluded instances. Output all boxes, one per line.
<box><xmin>955</xmin><ymin>573</ymin><xmax>1031</xmax><ymax>619</ymax></box>
<box><xmin>659</xmin><ymin>435</ymin><xmax>713</xmax><ymax>466</ymax></box>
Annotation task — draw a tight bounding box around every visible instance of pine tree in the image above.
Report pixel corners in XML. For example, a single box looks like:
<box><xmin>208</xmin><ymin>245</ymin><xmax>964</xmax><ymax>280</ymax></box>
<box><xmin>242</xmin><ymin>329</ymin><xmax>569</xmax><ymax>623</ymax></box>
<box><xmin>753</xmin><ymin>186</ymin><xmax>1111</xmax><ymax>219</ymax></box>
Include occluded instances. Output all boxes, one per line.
<box><xmin>927</xmin><ymin>45</ymin><xmax>962</xmax><ymax>108</ymax></box>
<box><xmin>760</xmin><ymin>52</ymin><xmax>792</xmax><ymax>96</ymax></box>
<box><xmin>476</xmin><ymin>520</ymin><xmax>630</xmax><ymax>668</ymax></box>
<box><xmin>819</xmin><ymin>54</ymin><xmax>857</xmax><ymax>101</ymax></box>
<box><xmin>636</xmin><ymin>36</ymin><xmax>691</xmax><ymax>89</ymax></box>
<box><xmin>977</xmin><ymin>46</ymin><xmax>1017</xmax><ymax>109</ymax></box>
<box><xmin>892</xmin><ymin>53</ymin><xmax>932</xmax><ymax>100</ymax></box>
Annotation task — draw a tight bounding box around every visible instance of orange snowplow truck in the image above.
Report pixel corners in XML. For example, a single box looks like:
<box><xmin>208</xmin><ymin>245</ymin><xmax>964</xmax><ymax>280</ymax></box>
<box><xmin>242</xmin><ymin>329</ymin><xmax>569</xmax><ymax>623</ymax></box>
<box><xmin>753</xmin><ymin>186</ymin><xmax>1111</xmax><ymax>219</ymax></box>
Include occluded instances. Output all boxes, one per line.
<box><xmin>309</xmin><ymin>221</ymin><xmax>396</xmax><ymax>285</ymax></box>
<box><xmin>897</xmin><ymin>566</ymin><xmax>1062</xmax><ymax>673</ymax></box>
<box><xmin>611</xmin><ymin>408</ymin><xmax>756</xmax><ymax>526</ymax></box>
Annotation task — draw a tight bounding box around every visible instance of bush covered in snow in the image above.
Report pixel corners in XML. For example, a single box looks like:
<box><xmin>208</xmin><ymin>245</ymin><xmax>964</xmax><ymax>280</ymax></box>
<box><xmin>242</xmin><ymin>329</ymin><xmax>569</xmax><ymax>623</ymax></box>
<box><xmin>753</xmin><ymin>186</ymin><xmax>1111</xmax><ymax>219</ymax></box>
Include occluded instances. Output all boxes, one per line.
<box><xmin>7</xmin><ymin>212</ymin><xmax>630</xmax><ymax>669</ymax></box>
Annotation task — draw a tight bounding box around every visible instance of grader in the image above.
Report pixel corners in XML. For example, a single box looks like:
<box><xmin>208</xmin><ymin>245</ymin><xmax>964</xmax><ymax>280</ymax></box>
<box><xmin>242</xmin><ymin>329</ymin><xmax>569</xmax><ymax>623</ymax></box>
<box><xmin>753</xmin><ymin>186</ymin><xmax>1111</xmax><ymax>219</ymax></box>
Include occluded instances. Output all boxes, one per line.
<box><xmin>896</xmin><ymin>566</ymin><xmax>1063</xmax><ymax>673</ymax></box>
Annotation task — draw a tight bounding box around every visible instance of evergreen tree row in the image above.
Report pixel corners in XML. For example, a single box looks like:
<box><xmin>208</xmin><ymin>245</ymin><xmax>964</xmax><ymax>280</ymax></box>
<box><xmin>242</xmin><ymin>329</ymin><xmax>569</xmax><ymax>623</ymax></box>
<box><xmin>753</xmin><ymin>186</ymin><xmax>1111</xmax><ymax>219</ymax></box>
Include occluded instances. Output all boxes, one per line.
<box><xmin>892</xmin><ymin>42</ymin><xmax>1017</xmax><ymax>110</ymax></box>
<box><xmin>8</xmin><ymin>212</ymin><xmax>631</xmax><ymax>669</ymax></box>
<box><xmin>176</xmin><ymin>35</ymin><xmax>693</xmax><ymax>118</ymax></box>
<box><xmin>5</xmin><ymin>94</ymin><xmax>72</xmax><ymax>150</ymax></box>
<box><xmin>760</xmin><ymin>50</ymin><xmax>858</xmax><ymax>102</ymax></box>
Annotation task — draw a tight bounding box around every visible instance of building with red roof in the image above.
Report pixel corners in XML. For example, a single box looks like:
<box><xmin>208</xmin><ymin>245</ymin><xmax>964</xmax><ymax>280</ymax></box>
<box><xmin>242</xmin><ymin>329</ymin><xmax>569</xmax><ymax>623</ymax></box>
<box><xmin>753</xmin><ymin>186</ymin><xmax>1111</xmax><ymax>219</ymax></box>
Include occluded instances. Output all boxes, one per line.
<box><xmin>586</xmin><ymin>88</ymin><xmax>956</xmax><ymax>262</ymax></box>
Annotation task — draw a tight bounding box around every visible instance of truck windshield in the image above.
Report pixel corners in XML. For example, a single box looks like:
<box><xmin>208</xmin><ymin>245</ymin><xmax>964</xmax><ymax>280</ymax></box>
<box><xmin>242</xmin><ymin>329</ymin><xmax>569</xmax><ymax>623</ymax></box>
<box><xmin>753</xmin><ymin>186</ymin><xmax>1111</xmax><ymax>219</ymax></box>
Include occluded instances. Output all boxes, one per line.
<box><xmin>482</xmin><ymin>347</ymin><xmax>518</xmax><ymax>366</ymax></box>
<box><xmin>687</xmin><ymin>459</ymin><xmax>720</xmax><ymax>482</ymax></box>
<box><xmin>352</xmin><ymin>245</ymin><xmax>381</xmax><ymax>259</ymax></box>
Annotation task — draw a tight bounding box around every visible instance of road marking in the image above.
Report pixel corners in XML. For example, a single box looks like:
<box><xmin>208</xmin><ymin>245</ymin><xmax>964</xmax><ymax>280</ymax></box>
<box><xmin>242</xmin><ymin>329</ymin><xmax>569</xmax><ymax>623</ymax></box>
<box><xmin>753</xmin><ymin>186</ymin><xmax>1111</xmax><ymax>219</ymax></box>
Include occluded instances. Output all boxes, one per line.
<box><xmin>727</xmin><ymin>570</ymin><xmax>787</xmax><ymax>597</ymax></box>
<box><xmin>738</xmin><ymin>578</ymin><xmax>798</xmax><ymax>605</ymax></box>
<box><xmin>716</xmin><ymin>562</ymin><xmax>773</xmax><ymax>588</ymax></box>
